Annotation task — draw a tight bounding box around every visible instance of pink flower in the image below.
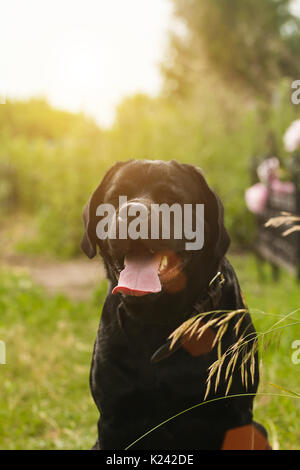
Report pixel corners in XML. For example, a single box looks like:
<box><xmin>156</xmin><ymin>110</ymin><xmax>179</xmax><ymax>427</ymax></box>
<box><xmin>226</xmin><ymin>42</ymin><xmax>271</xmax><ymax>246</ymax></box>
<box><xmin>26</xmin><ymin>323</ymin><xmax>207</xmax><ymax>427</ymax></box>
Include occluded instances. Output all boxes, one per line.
<box><xmin>257</xmin><ymin>157</ymin><xmax>279</xmax><ymax>184</ymax></box>
<box><xmin>270</xmin><ymin>179</ymin><xmax>295</xmax><ymax>194</ymax></box>
<box><xmin>284</xmin><ymin>120</ymin><xmax>300</xmax><ymax>152</ymax></box>
<box><xmin>245</xmin><ymin>183</ymin><xmax>269</xmax><ymax>214</ymax></box>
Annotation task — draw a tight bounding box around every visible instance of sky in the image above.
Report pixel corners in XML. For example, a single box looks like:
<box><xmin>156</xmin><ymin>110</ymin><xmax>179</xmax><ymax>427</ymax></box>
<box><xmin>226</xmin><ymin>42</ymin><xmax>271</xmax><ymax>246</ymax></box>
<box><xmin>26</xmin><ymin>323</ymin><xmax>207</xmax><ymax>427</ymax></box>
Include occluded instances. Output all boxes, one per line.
<box><xmin>2</xmin><ymin>0</ymin><xmax>300</xmax><ymax>128</ymax></box>
<box><xmin>0</xmin><ymin>0</ymin><xmax>173</xmax><ymax>127</ymax></box>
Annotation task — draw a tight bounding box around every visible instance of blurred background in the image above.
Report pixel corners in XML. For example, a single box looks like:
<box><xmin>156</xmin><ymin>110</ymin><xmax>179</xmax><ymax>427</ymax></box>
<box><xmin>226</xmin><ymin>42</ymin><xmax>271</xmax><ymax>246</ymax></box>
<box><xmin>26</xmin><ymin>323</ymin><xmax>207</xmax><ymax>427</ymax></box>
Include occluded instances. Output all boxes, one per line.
<box><xmin>0</xmin><ymin>0</ymin><xmax>300</xmax><ymax>450</ymax></box>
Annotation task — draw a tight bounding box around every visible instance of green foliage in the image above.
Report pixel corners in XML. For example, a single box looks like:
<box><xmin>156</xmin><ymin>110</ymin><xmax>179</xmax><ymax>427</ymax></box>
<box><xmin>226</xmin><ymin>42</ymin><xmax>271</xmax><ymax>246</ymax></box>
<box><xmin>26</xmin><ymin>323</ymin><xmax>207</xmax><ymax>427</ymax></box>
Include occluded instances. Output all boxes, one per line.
<box><xmin>0</xmin><ymin>98</ymin><xmax>100</xmax><ymax>140</ymax></box>
<box><xmin>164</xmin><ymin>0</ymin><xmax>300</xmax><ymax>100</ymax></box>
<box><xmin>0</xmin><ymin>99</ymin><xmax>111</xmax><ymax>257</ymax></box>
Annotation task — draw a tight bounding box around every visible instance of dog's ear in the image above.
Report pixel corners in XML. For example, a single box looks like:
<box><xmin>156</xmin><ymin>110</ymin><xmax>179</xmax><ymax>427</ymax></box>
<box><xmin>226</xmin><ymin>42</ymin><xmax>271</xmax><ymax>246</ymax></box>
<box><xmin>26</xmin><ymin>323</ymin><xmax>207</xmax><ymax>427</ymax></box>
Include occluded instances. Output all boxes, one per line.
<box><xmin>81</xmin><ymin>200</ymin><xmax>96</xmax><ymax>258</ymax></box>
<box><xmin>81</xmin><ymin>161</ymin><xmax>131</xmax><ymax>258</ymax></box>
<box><xmin>182</xmin><ymin>164</ymin><xmax>230</xmax><ymax>262</ymax></box>
<box><xmin>211</xmin><ymin>188</ymin><xmax>231</xmax><ymax>262</ymax></box>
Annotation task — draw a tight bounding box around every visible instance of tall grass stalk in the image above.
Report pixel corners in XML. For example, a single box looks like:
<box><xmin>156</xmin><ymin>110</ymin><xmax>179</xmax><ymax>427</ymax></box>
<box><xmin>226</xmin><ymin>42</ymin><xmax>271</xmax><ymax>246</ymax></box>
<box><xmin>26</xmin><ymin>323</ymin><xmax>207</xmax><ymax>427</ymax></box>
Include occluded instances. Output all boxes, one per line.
<box><xmin>125</xmin><ymin>392</ymin><xmax>299</xmax><ymax>450</ymax></box>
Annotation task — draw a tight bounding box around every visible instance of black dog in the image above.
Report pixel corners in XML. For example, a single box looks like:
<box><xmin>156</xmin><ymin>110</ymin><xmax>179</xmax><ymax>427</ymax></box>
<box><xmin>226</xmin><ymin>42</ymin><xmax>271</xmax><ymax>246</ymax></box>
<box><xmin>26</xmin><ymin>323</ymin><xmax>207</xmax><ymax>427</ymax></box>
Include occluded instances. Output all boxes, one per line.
<box><xmin>81</xmin><ymin>159</ymin><xmax>270</xmax><ymax>450</ymax></box>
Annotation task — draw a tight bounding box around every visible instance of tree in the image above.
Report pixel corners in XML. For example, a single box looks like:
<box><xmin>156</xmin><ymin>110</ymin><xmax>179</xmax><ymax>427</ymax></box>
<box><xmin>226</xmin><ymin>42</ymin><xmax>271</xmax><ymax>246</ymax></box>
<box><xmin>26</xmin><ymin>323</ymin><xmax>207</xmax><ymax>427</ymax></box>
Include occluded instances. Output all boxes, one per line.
<box><xmin>163</xmin><ymin>0</ymin><xmax>300</xmax><ymax>101</ymax></box>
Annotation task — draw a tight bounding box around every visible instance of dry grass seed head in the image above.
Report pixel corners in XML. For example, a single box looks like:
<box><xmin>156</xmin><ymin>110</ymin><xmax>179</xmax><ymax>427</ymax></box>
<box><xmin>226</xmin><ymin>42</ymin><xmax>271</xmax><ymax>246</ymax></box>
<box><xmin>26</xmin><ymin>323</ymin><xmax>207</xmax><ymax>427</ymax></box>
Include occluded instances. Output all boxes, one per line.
<box><xmin>265</xmin><ymin>212</ymin><xmax>300</xmax><ymax>237</ymax></box>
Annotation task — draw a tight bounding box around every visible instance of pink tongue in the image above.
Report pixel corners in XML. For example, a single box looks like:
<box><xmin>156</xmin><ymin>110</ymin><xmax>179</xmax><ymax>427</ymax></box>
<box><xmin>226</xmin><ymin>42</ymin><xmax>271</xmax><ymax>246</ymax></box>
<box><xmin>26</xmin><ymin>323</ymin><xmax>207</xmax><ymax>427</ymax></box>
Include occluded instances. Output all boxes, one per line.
<box><xmin>112</xmin><ymin>253</ymin><xmax>162</xmax><ymax>296</ymax></box>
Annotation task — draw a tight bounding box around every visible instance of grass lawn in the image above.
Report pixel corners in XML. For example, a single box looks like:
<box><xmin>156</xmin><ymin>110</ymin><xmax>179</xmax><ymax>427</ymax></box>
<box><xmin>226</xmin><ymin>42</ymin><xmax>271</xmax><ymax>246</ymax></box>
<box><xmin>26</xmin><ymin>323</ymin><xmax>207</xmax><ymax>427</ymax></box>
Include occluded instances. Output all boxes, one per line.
<box><xmin>230</xmin><ymin>252</ymin><xmax>300</xmax><ymax>450</ymax></box>
<box><xmin>0</xmin><ymin>252</ymin><xmax>299</xmax><ymax>450</ymax></box>
<box><xmin>0</xmin><ymin>268</ymin><xmax>106</xmax><ymax>450</ymax></box>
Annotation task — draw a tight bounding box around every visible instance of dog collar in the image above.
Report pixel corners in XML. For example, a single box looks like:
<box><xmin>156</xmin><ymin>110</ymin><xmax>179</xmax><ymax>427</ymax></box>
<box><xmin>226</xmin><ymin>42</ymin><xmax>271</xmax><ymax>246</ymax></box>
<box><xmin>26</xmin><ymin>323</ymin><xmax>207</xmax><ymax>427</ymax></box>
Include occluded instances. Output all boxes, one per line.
<box><xmin>150</xmin><ymin>271</ymin><xmax>225</xmax><ymax>363</ymax></box>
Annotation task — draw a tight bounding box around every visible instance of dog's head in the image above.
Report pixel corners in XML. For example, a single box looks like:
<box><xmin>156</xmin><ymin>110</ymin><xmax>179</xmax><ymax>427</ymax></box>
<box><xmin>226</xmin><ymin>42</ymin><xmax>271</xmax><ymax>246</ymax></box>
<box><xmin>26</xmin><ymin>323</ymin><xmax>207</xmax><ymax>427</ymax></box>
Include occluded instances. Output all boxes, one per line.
<box><xmin>81</xmin><ymin>160</ymin><xmax>230</xmax><ymax>314</ymax></box>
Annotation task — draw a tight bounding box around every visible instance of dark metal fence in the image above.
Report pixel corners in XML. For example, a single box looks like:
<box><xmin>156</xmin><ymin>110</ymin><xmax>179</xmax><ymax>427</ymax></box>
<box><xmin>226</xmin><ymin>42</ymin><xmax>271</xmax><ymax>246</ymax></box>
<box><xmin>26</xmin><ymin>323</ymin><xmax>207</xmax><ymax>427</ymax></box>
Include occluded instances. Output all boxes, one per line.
<box><xmin>252</xmin><ymin>154</ymin><xmax>300</xmax><ymax>281</ymax></box>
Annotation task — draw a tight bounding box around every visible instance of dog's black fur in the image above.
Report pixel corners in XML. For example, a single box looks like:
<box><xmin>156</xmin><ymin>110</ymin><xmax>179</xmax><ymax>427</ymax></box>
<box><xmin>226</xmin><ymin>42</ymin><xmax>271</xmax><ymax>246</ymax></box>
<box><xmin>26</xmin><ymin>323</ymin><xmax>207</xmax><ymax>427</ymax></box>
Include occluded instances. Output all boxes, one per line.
<box><xmin>81</xmin><ymin>159</ymin><xmax>268</xmax><ymax>450</ymax></box>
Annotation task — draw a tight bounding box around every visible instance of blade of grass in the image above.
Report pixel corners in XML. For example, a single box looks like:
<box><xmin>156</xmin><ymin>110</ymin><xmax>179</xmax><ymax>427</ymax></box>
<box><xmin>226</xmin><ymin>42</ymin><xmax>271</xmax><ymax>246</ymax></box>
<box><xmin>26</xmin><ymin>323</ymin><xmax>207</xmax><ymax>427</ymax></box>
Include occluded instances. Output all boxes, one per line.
<box><xmin>124</xmin><ymin>392</ymin><xmax>299</xmax><ymax>450</ymax></box>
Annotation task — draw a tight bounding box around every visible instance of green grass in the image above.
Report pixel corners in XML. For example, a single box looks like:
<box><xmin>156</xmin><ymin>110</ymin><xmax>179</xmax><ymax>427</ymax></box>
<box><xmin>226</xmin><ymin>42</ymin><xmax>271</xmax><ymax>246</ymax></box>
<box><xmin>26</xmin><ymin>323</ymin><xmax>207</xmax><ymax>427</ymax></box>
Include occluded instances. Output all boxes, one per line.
<box><xmin>0</xmin><ymin>253</ymin><xmax>299</xmax><ymax>450</ymax></box>
<box><xmin>229</xmin><ymin>252</ymin><xmax>300</xmax><ymax>450</ymax></box>
<box><xmin>0</xmin><ymin>269</ymin><xmax>107</xmax><ymax>450</ymax></box>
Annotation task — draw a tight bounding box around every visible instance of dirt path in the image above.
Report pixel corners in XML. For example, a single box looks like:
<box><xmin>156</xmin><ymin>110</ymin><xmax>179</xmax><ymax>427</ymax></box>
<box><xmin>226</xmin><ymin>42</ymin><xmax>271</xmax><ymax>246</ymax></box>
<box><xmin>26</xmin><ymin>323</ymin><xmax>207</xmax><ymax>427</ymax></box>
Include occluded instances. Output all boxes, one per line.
<box><xmin>1</xmin><ymin>254</ymin><xmax>106</xmax><ymax>301</ymax></box>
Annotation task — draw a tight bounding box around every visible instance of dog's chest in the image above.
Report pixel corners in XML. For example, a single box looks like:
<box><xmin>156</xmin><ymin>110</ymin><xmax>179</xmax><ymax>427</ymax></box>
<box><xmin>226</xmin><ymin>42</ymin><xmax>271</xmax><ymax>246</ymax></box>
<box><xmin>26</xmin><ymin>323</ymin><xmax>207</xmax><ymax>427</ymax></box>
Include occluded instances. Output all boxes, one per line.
<box><xmin>95</xmin><ymin>315</ymin><xmax>212</xmax><ymax>408</ymax></box>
